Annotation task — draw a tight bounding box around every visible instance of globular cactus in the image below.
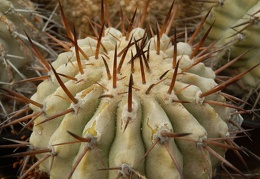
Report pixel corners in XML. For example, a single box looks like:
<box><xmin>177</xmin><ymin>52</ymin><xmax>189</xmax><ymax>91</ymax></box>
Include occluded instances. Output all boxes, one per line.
<box><xmin>0</xmin><ymin>0</ymin><xmax>59</xmax><ymax>118</ymax></box>
<box><xmin>29</xmin><ymin>29</ymin><xmax>232</xmax><ymax>178</ymax></box>
<box><xmin>29</xmin><ymin>27</ymin><xmax>231</xmax><ymax>178</ymax></box>
<box><xmin>201</xmin><ymin>0</ymin><xmax>260</xmax><ymax>89</ymax></box>
<box><xmin>0</xmin><ymin>0</ymin><xmax>59</xmax><ymax>90</ymax></box>
<box><xmin>198</xmin><ymin>0</ymin><xmax>260</xmax><ymax>124</ymax></box>
<box><xmin>0</xmin><ymin>1</ymin><xmax>258</xmax><ymax>179</ymax></box>
<box><xmin>13</xmin><ymin>2</ymin><xmax>251</xmax><ymax>178</ymax></box>
<box><xmin>0</xmin><ymin>0</ymin><xmax>43</xmax><ymax>85</ymax></box>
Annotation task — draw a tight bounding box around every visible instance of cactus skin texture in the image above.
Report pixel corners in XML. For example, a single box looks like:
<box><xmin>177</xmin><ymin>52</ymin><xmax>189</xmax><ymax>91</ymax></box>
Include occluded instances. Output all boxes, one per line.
<box><xmin>49</xmin><ymin>0</ymin><xmax>201</xmax><ymax>37</ymax></box>
<box><xmin>0</xmin><ymin>0</ymin><xmax>57</xmax><ymax>91</ymax></box>
<box><xmin>201</xmin><ymin>0</ymin><xmax>260</xmax><ymax>89</ymax></box>
<box><xmin>1</xmin><ymin>1</ymin><xmax>257</xmax><ymax>178</ymax></box>
<box><xmin>0</xmin><ymin>0</ymin><xmax>44</xmax><ymax>85</ymax></box>
<box><xmin>27</xmin><ymin>23</ymin><xmax>235</xmax><ymax>178</ymax></box>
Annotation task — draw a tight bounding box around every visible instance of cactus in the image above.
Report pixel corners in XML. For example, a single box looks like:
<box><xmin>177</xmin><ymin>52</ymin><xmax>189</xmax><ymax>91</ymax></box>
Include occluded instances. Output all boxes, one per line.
<box><xmin>198</xmin><ymin>0</ymin><xmax>260</xmax><ymax>124</ymax></box>
<box><xmin>45</xmin><ymin>0</ymin><xmax>204</xmax><ymax>37</ymax></box>
<box><xmin>201</xmin><ymin>0</ymin><xmax>260</xmax><ymax>89</ymax></box>
<box><xmin>0</xmin><ymin>0</ymin><xmax>43</xmax><ymax>85</ymax></box>
<box><xmin>1</xmin><ymin>1</ymin><xmax>259</xmax><ymax>178</ymax></box>
<box><xmin>0</xmin><ymin>0</ymin><xmax>61</xmax><ymax>119</ymax></box>
<box><xmin>5</xmin><ymin>2</ymin><xmax>255</xmax><ymax>179</ymax></box>
<box><xmin>27</xmin><ymin>26</ymin><xmax>233</xmax><ymax>178</ymax></box>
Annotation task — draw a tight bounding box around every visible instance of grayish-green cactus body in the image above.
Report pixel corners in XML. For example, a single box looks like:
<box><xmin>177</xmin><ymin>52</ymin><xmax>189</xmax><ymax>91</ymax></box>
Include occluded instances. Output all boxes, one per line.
<box><xmin>28</xmin><ymin>27</ymin><xmax>233</xmax><ymax>178</ymax></box>
<box><xmin>0</xmin><ymin>0</ymin><xmax>57</xmax><ymax>89</ymax></box>
<box><xmin>0</xmin><ymin>0</ymin><xmax>41</xmax><ymax>85</ymax></box>
<box><xmin>202</xmin><ymin>0</ymin><xmax>260</xmax><ymax>88</ymax></box>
